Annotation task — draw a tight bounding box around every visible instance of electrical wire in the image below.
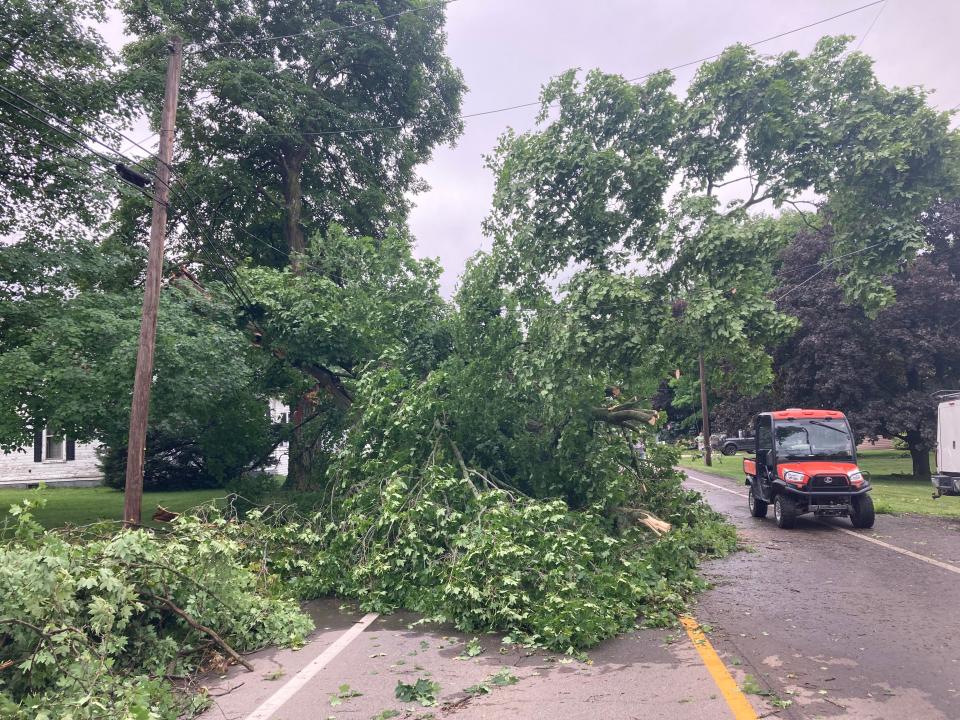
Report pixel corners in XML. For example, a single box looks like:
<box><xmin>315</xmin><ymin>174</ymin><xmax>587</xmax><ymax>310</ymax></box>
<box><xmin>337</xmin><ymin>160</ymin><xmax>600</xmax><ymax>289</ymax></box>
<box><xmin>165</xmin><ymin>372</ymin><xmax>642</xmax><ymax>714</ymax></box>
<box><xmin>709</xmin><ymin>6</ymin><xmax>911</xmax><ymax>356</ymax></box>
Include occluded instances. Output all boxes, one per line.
<box><xmin>120</xmin><ymin>131</ymin><xmax>159</xmax><ymax>156</ymax></box>
<box><xmin>0</xmin><ymin>81</ymin><xmax>151</xmax><ymax>174</ymax></box>
<box><xmin>0</xmin><ymin>79</ymin><xmax>259</xmax><ymax>303</ymax></box>
<box><xmin>3</xmin><ymin>53</ymin><xmax>164</xmax><ymax>171</ymax></box>
<box><xmin>774</xmin><ymin>263</ymin><xmax>836</xmax><ymax>302</ymax></box>
<box><xmin>779</xmin><ymin>239</ymin><xmax>888</xmax><ymax>276</ymax></box>
<box><xmin>0</xmin><ymin>112</ymin><xmax>153</xmax><ymax>204</ymax></box>
<box><xmin>0</xmin><ymin>91</ymin><xmax>158</xmax><ymax>200</ymax></box>
<box><xmin>853</xmin><ymin>0</ymin><xmax>886</xmax><ymax>51</ymax></box>
<box><xmin>0</xmin><ymin>72</ymin><xmax>296</xmax><ymax>283</ymax></box>
<box><xmin>774</xmin><ymin>239</ymin><xmax>889</xmax><ymax>301</ymax></box>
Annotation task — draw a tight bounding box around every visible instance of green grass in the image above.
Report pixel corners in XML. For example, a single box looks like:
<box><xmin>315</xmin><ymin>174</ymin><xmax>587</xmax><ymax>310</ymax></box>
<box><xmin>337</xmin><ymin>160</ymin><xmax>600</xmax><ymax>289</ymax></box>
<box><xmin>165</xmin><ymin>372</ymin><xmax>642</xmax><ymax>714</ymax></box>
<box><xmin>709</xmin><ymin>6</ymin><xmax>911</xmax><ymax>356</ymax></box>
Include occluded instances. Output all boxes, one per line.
<box><xmin>678</xmin><ymin>449</ymin><xmax>960</xmax><ymax>519</ymax></box>
<box><xmin>0</xmin><ymin>486</ymin><xmax>227</xmax><ymax>530</ymax></box>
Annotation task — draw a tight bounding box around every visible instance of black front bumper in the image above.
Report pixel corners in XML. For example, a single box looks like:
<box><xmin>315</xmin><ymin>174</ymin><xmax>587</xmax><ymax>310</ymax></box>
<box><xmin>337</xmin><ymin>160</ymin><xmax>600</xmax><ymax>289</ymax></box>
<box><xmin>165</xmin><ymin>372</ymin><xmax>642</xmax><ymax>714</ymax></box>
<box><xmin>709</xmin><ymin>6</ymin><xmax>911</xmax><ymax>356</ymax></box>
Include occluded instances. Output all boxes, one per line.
<box><xmin>776</xmin><ymin>481</ymin><xmax>870</xmax><ymax>515</ymax></box>
<box><xmin>932</xmin><ymin>475</ymin><xmax>960</xmax><ymax>497</ymax></box>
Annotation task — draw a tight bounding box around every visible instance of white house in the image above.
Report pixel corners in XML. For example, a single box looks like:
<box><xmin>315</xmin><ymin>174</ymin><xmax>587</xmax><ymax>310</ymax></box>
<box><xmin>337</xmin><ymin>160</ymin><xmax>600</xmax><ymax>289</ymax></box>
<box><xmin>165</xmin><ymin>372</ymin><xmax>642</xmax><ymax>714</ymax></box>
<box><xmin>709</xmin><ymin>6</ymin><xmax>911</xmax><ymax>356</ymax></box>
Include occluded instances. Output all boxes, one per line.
<box><xmin>0</xmin><ymin>429</ymin><xmax>103</xmax><ymax>489</ymax></box>
<box><xmin>0</xmin><ymin>400</ymin><xmax>290</xmax><ymax>488</ymax></box>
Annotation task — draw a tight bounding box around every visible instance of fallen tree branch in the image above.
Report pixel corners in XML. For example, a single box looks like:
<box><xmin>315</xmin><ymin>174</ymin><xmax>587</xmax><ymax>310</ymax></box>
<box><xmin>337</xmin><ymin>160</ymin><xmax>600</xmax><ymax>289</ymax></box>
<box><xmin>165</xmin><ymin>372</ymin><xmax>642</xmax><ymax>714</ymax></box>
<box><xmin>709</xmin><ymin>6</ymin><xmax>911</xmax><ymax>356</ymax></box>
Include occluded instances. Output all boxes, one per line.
<box><xmin>147</xmin><ymin>594</ymin><xmax>254</xmax><ymax>672</ymax></box>
<box><xmin>591</xmin><ymin>407</ymin><xmax>658</xmax><ymax>426</ymax></box>
<box><xmin>611</xmin><ymin>508</ymin><xmax>672</xmax><ymax>536</ymax></box>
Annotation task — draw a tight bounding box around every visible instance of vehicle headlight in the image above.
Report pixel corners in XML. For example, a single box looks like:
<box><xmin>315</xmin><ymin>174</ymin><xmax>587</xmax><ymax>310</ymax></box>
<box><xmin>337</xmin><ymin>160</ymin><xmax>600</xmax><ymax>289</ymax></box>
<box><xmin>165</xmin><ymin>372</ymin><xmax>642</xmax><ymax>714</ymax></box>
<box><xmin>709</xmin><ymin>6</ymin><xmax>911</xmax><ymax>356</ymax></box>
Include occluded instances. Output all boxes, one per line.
<box><xmin>849</xmin><ymin>471</ymin><xmax>864</xmax><ymax>484</ymax></box>
<box><xmin>783</xmin><ymin>470</ymin><xmax>806</xmax><ymax>484</ymax></box>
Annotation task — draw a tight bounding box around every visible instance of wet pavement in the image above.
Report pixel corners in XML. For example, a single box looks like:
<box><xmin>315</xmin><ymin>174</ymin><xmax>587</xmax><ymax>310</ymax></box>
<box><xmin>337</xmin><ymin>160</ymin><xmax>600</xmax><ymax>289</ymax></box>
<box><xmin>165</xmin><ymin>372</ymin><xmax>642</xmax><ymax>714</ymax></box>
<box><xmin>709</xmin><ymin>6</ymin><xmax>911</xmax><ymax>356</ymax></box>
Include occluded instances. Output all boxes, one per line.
<box><xmin>200</xmin><ymin>601</ymin><xmax>749</xmax><ymax>720</ymax></box>
<box><xmin>684</xmin><ymin>467</ymin><xmax>960</xmax><ymax>720</ymax></box>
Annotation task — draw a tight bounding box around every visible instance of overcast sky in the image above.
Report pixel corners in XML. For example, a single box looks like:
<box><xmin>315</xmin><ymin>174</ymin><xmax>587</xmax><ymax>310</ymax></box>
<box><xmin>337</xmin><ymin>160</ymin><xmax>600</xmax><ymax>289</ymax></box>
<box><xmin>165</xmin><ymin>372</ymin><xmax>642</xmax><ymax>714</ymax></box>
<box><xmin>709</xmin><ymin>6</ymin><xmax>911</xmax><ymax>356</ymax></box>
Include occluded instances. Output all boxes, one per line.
<box><xmin>100</xmin><ymin>1</ymin><xmax>960</xmax><ymax>295</ymax></box>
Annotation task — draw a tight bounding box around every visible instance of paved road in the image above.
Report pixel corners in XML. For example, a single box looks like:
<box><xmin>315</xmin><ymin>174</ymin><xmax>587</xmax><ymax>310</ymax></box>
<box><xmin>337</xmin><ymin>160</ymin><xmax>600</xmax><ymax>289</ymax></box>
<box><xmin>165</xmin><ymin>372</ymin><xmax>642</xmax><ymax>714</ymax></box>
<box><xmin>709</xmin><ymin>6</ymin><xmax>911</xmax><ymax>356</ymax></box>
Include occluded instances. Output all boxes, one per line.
<box><xmin>684</xmin><ymin>467</ymin><xmax>960</xmax><ymax>720</ymax></box>
<box><xmin>200</xmin><ymin>601</ymin><xmax>757</xmax><ymax>720</ymax></box>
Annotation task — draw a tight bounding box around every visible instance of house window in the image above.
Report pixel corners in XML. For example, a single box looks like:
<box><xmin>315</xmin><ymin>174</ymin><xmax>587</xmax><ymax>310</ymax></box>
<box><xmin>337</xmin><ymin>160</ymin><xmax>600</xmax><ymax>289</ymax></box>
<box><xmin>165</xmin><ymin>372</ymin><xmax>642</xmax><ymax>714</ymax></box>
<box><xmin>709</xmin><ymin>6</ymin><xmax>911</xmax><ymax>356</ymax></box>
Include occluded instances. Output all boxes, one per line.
<box><xmin>44</xmin><ymin>430</ymin><xmax>65</xmax><ymax>462</ymax></box>
<box><xmin>34</xmin><ymin>428</ymin><xmax>74</xmax><ymax>463</ymax></box>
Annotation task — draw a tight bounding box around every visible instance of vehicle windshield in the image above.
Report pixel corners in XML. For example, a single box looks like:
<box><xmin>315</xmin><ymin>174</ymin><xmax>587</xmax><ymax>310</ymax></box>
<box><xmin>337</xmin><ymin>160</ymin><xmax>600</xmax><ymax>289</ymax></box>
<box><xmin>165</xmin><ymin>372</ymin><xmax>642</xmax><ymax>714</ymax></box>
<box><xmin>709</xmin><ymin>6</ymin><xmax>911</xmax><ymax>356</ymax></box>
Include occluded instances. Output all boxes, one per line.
<box><xmin>774</xmin><ymin>418</ymin><xmax>854</xmax><ymax>461</ymax></box>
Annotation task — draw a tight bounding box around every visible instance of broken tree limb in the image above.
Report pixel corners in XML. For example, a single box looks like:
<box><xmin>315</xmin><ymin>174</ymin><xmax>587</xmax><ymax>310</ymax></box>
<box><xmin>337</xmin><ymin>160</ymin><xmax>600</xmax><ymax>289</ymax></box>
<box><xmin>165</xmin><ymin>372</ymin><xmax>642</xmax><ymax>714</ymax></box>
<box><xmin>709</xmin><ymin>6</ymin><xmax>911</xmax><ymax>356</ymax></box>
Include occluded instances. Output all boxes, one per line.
<box><xmin>147</xmin><ymin>593</ymin><xmax>254</xmax><ymax>672</ymax></box>
<box><xmin>611</xmin><ymin>508</ymin><xmax>672</xmax><ymax>536</ymax></box>
<box><xmin>591</xmin><ymin>407</ymin><xmax>659</xmax><ymax>427</ymax></box>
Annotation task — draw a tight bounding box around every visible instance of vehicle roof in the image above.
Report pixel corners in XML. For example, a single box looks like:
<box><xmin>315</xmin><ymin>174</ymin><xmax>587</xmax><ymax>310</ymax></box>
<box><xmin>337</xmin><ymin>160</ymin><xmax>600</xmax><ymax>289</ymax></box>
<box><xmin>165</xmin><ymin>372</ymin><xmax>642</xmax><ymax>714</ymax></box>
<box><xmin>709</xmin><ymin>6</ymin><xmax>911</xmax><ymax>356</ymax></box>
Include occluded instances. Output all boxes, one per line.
<box><xmin>763</xmin><ymin>409</ymin><xmax>847</xmax><ymax>420</ymax></box>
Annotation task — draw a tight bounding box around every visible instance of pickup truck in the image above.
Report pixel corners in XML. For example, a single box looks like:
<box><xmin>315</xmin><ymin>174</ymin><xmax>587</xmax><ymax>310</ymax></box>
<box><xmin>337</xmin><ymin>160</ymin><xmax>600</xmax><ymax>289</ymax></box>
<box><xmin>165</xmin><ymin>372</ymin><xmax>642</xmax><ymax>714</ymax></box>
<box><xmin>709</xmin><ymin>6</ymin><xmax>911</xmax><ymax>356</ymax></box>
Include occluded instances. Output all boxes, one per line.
<box><xmin>743</xmin><ymin>409</ymin><xmax>874</xmax><ymax>529</ymax></box>
<box><xmin>720</xmin><ymin>435</ymin><xmax>755</xmax><ymax>456</ymax></box>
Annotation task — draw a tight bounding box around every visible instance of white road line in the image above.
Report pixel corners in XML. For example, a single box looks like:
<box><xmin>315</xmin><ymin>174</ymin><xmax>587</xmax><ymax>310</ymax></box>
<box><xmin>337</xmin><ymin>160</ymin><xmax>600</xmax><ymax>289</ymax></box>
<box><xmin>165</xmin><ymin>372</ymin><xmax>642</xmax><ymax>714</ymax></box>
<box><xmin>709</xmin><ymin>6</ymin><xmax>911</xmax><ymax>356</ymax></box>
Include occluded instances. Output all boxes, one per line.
<box><xmin>829</xmin><ymin>525</ymin><xmax>960</xmax><ymax>575</ymax></box>
<box><xmin>243</xmin><ymin>612</ymin><xmax>379</xmax><ymax>720</ymax></box>
<box><xmin>684</xmin><ymin>472</ymin><xmax>960</xmax><ymax>577</ymax></box>
<box><xmin>686</xmin><ymin>474</ymin><xmax>749</xmax><ymax>498</ymax></box>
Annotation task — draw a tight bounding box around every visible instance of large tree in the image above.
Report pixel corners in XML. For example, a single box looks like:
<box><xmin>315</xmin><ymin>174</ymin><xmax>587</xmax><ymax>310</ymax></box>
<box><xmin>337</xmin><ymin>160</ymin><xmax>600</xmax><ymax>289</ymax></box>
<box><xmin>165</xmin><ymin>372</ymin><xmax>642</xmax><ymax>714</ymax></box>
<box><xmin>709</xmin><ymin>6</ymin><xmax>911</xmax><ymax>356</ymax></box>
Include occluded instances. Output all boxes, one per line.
<box><xmin>485</xmin><ymin>37</ymin><xmax>957</xmax><ymax>436</ymax></box>
<box><xmin>120</xmin><ymin>0</ymin><xmax>465</xmax><ymax>261</ymax></box>
<box><xmin>772</xmin><ymin>201</ymin><xmax>960</xmax><ymax>477</ymax></box>
<box><xmin>119</xmin><ymin>0</ymin><xmax>465</xmax><ymax>484</ymax></box>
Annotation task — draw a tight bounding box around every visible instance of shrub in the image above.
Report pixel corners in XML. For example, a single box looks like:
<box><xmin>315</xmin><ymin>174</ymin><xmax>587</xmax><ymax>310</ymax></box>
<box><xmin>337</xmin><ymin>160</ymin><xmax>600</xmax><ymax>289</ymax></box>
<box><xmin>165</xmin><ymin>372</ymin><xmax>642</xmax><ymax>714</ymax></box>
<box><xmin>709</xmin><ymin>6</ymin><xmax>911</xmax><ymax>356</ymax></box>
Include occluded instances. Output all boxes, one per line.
<box><xmin>0</xmin><ymin>499</ymin><xmax>313</xmax><ymax>719</ymax></box>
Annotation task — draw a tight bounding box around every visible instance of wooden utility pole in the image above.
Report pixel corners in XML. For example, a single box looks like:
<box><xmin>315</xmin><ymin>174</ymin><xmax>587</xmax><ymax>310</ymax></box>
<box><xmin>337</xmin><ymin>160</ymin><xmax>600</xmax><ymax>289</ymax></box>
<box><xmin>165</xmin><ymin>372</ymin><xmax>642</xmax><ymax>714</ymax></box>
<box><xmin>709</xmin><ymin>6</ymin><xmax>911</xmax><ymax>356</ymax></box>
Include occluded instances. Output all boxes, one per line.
<box><xmin>699</xmin><ymin>352</ymin><xmax>712</xmax><ymax>467</ymax></box>
<box><xmin>123</xmin><ymin>37</ymin><xmax>182</xmax><ymax>526</ymax></box>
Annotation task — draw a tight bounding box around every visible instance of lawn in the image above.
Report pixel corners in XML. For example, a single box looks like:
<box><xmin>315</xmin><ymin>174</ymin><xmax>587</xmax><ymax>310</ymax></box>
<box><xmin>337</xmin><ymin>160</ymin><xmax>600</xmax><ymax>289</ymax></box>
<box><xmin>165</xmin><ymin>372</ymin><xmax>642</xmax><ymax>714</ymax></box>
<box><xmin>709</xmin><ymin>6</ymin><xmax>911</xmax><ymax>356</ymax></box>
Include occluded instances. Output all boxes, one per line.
<box><xmin>0</xmin><ymin>486</ymin><xmax>227</xmax><ymax>530</ymax></box>
<box><xmin>678</xmin><ymin>449</ymin><xmax>960</xmax><ymax>519</ymax></box>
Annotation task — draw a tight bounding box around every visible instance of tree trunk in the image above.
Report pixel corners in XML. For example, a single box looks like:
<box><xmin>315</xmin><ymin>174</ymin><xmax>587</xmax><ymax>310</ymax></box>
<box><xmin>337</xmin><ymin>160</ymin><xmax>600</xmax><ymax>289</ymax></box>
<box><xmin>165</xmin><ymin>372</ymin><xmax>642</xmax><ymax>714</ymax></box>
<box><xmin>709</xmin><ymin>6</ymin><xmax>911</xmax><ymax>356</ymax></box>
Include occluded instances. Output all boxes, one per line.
<box><xmin>280</xmin><ymin>147</ymin><xmax>312</xmax><ymax>487</ymax></box>
<box><xmin>907</xmin><ymin>437</ymin><xmax>931</xmax><ymax>479</ymax></box>
<box><xmin>287</xmin><ymin>396</ymin><xmax>312</xmax><ymax>489</ymax></box>
<box><xmin>280</xmin><ymin>150</ymin><xmax>308</xmax><ymax>260</ymax></box>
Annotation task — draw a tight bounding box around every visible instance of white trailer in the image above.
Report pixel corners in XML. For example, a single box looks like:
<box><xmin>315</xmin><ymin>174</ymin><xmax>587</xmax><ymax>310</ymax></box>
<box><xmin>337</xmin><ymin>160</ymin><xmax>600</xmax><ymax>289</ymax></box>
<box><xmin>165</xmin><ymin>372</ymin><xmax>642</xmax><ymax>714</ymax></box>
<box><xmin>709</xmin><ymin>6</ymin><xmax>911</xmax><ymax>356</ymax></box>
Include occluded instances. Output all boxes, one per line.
<box><xmin>933</xmin><ymin>395</ymin><xmax>960</xmax><ymax>497</ymax></box>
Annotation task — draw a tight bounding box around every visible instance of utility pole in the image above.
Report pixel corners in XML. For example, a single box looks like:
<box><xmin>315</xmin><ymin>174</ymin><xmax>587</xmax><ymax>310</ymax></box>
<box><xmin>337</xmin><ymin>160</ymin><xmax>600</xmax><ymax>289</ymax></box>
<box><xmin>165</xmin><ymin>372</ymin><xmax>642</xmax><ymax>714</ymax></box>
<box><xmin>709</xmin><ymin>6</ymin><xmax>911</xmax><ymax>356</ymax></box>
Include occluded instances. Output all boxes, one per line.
<box><xmin>699</xmin><ymin>352</ymin><xmax>712</xmax><ymax>467</ymax></box>
<box><xmin>123</xmin><ymin>37</ymin><xmax>182</xmax><ymax>526</ymax></box>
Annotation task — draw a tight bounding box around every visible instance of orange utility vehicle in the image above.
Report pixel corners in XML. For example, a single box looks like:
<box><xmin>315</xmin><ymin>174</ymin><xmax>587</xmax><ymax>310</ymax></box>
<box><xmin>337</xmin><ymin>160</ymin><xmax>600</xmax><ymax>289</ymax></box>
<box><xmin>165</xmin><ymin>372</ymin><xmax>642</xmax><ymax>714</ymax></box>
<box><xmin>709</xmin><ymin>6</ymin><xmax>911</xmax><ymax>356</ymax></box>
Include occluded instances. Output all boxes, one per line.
<box><xmin>743</xmin><ymin>409</ymin><xmax>874</xmax><ymax>529</ymax></box>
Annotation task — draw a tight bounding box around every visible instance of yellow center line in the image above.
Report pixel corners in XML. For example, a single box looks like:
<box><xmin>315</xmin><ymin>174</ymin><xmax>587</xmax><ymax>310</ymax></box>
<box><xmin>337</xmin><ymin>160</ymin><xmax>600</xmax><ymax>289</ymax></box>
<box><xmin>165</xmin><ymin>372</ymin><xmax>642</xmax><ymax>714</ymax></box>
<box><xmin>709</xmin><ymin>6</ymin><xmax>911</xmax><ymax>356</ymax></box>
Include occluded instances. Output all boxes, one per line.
<box><xmin>680</xmin><ymin>615</ymin><xmax>759</xmax><ymax>720</ymax></box>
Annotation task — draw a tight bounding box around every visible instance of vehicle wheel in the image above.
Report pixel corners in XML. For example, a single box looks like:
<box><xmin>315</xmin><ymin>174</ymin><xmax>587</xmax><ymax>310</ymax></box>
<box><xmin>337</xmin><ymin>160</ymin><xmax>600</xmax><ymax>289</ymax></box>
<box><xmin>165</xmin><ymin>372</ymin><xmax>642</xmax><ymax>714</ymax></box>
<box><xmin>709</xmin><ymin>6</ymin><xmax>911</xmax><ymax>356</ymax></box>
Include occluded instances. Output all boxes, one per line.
<box><xmin>722</xmin><ymin>443</ymin><xmax>738</xmax><ymax>456</ymax></box>
<box><xmin>748</xmin><ymin>487</ymin><xmax>768</xmax><ymax>518</ymax></box>
<box><xmin>850</xmin><ymin>494</ymin><xmax>875</xmax><ymax>529</ymax></box>
<box><xmin>774</xmin><ymin>494</ymin><xmax>797</xmax><ymax>529</ymax></box>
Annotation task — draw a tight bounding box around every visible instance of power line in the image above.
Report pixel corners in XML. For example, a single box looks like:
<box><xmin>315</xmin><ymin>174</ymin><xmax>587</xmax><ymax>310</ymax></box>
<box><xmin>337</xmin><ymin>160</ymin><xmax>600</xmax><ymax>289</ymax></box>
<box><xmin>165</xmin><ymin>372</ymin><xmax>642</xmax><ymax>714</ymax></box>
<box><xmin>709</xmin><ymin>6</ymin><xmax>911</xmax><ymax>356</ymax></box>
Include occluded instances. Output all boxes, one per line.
<box><xmin>854</xmin><ymin>0</ymin><xmax>887</xmax><ymax>51</ymax></box>
<box><xmin>0</xmin><ymin>112</ymin><xmax>154</xmax><ymax>204</ymax></box>
<box><xmin>121</xmin><ymin>131</ymin><xmax>158</xmax><ymax>156</ymax></box>
<box><xmin>0</xmin><ymin>78</ymin><xmax>260</xmax><ymax>299</ymax></box>
<box><xmin>0</xmin><ymin>90</ymin><xmax>159</xmax><ymax>200</ymax></box>
<box><xmin>775</xmin><ymin>263</ymin><xmax>835</xmax><ymax>302</ymax></box>
<box><xmin>0</xmin><ymin>80</ymin><xmax>148</xmax><ymax>173</ymax></box>
<box><xmin>190</xmin><ymin>0</ymin><xmax>459</xmax><ymax>54</ymax></box>
<box><xmin>775</xmin><ymin>239</ymin><xmax>888</xmax><ymax>301</ymax></box>
<box><xmin>0</xmin><ymin>55</ymin><xmax>275</xmax><ymax>311</ymax></box>
<box><xmin>1</xmin><ymin>71</ymin><xmax>297</xmax><ymax>278</ymax></box>
<box><xmin>3</xmin><ymin>54</ymin><xmax>165</xmax><ymax>170</ymax></box>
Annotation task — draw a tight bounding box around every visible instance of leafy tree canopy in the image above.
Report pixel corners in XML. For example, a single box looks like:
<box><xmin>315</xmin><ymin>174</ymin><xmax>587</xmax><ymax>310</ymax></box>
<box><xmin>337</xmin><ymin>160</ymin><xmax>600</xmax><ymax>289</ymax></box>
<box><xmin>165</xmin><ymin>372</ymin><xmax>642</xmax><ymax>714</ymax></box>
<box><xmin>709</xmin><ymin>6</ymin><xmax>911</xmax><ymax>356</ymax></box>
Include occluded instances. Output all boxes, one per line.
<box><xmin>120</xmin><ymin>0</ymin><xmax>466</xmax><ymax>266</ymax></box>
<box><xmin>0</xmin><ymin>0</ymin><xmax>137</xmax><ymax>238</ymax></box>
<box><xmin>0</xmin><ymin>239</ymin><xmax>278</xmax><ymax>486</ymax></box>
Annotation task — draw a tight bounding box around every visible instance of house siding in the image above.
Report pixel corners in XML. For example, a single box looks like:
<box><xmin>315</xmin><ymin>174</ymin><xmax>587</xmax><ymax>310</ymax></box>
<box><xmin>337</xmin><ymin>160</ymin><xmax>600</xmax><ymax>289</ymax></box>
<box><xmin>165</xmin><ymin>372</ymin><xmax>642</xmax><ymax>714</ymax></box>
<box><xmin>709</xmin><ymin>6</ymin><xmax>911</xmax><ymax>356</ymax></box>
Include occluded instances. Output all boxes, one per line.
<box><xmin>0</xmin><ymin>442</ymin><xmax>103</xmax><ymax>488</ymax></box>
